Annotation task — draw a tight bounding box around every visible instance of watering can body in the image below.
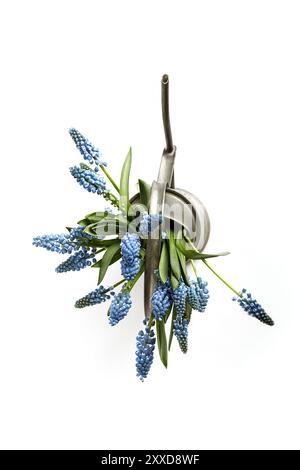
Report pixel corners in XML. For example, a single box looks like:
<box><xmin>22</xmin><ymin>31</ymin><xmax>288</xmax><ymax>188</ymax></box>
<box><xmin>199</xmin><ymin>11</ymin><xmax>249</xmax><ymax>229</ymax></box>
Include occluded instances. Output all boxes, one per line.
<box><xmin>131</xmin><ymin>147</ymin><xmax>210</xmax><ymax>319</ymax></box>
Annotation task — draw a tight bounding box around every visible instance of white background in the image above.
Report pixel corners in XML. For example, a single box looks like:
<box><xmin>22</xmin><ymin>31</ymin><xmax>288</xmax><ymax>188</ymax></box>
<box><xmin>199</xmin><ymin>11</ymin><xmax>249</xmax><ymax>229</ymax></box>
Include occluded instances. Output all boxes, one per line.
<box><xmin>0</xmin><ymin>0</ymin><xmax>299</xmax><ymax>450</ymax></box>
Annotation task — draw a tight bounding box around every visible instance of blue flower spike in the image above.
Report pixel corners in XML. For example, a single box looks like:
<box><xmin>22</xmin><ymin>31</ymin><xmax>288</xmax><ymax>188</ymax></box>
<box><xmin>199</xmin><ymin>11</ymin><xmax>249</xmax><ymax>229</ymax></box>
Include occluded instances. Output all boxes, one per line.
<box><xmin>173</xmin><ymin>280</ymin><xmax>189</xmax><ymax>353</ymax></box>
<box><xmin>70</xmin><ymin>166</ymin><xmax>106</xmax><ymax>194</ymax></box>
<box><xmin>173</xmin><ymin>280</ymin><xmax>187</xmax><ymax>318</ymax></box>
<box><xmin>233</xmin><ymin>289</ymin><xmax>274</xmax><ymax>326</ymax></box>
<box><xmin>120</xmin><ymin>233</ymin><xmax>141</xmax><ymax>281</ymax></box>
<box><xmin>173</xmin><ymin>316</ymin><xmax>189</xmax><ymax>354</ymax></box>
<box><xmin>152</xmin><ymin>281</ymin><xmax>172</xmax><ymax>321</ymax></box>
<box><xmin>69</xmin><ymin>128</ymin><xmax>107</xmax><ymax>169</ymax></box>
<box><xmin>55</xmin><ymin>247</ymin><xmax>97</xmax><ymax>273</ymax></box>
<box><xmin>33</xmin><ymin>233</ymin><xmax>75</xmax><ymax>254</ymax></box>
<box><xmin>187</xmin><ymin>277</ymin><xmax>209</xmax><ymax>313</ymax></box>
<box><xmin>75</xmin><ymin>285</ymin><xmax>114</xmax><ymax>309</ymax></box>
<box><xmin>136</xmin><ymin>319</ymin><xmax>156</xmax><ymax>381</ymax></box>
<box><xmin>109</xmin><ymin>291</ymin><xmax>132</xmax><ymax>326</ymax></box>
<box><xmin>32</xmin><ymin>226</ymin><xmax>92</xmax><ymax>255</ymax></box>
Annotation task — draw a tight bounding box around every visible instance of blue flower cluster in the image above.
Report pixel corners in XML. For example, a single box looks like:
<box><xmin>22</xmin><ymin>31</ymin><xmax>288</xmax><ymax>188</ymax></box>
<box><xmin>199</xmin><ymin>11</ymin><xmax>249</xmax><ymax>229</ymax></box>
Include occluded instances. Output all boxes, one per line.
<box><xmin>233</xmin><ymin>289</ymin><xmax>274</xmax><ymax>326</ymax></box>
<box><xmin>173</xmin><ymin>280</ymin><xmax>189</xmax><ymax>353</ymax></box>
<box><xmin>187</xmin><ymin>277</ymin><xmax>209</xmax><ymax>312</ymax></box>
<box><xmin>55</xmin><ymin>247</ymin><xmax>97</xmax><ymax>273</ymax></box>
<box><xmin>75</xmin><ymin>285</ymin><xmax>114</xmax><ymax>309</ymax></box>
<box><xmin>136</xmin><ymin>320</ymin><xmax>156</xmax><ymax>381</ymax></box>
<box><xmin>139</xmin><ymin>213</ymin><xmax>162</xmax><ymax>238</ymax></box>
<box><xmin>173</xmin><ymin>316</ymin><xmax>189</xmax><ymax>353</ymax></box>
<box><xmin>152</xmin><ymin>280</ymin><xmax>172</xmax><ymax>321</ymax></box>
<box><xmin>120</xmin><ymin>233</ymin><xmax>141</xmax><ymax>280</ymax></box>
<box><xmin>70</xmin><ymin>166</ymin><xmax>107</xmax><ymax>194</ymax></box>
<box><xmin>109</xmin><ymin>291</ymin><xmax>132</xmax><ymax>326</ymax></box>
<box><xmin>173</xmin><ymin>280</ymin><xmax>187</xmax><ymax>317</ymax></box>
<box><xmin>33</xmin><ymin>233</ymin><xmax>75</xmax><ymax>254</ymax></box>
<box><xmin>69</xmin><ymin>128</ymin><xmax>107</xmax><ymax>169</ymax></box>
<box><xmin>32</xmin><ymin>226</ymin><xmax>91</xmax><ymax>255</ymax></box>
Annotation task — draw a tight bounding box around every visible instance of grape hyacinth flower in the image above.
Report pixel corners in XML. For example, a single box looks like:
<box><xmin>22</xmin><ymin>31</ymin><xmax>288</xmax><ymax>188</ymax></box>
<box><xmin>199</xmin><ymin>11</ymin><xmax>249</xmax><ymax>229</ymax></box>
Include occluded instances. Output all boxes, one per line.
<box><xmin>109</xmin><ymin>291</ymin><xmax>132</xmax><ymax>326</ymax></box>
<box><xmin>139</xmin><ymin>213</ymin><xmax>162</xmax><ymax>238</ymax></box>
<box><xmin>121</xmin><ymin>233</ymin><xmax>141</xmax><ymax>262</ymax></box>
<box><xmin>152</xmin><ymin>281</ymin><xmax>172</xmax><ymax>321</ymax></box>
<box><xmin>233</xmin><ymin>289</ymin><xmax>274</xmax><ymax>326</ymax></box>
<box><xmin>70</xmin><ymin>166</ymin><xmax>106</xmax><ymax>194</ymax></box>
<box><xmin>33</xmin><ymin>226</ymin><xmax>93</xmax><ymax>255</ymax></box>
<box><xmin>69</xmin><ymin>128</ymin><xmax>107</xmax><ymax>169</ymax></box>
<box><xmin>120</xmin><ymin>233</ymin><xmax>141</xmax><ymax>281</ymax></box>
<box><xmin>55</xmin><ymin>247</ymin><xmax>97</xmax><ymax>273</ymax></box>
<box><xmin>136</xmin><ymin>320</ymin><xmax>156</xmax><ymax>381</ymax></box>
<box><xmin>121</xmin><ymin>258</ymin><xmax>141</xmax><ymax>281</ymax></box>
<box><xmin>173</xmin><ymin>316</ymin><xmax>189</xmax><ymax>353</ymax></box>
<box><xmin>33</xmin><ymin>233</ymin><xmax>75</xmax><ymax>254</ymax></box>
<box><xmin>173</xmin><ymin>280</ymin><xmax>189</xmax><ymax>353</ymax></box>
<box><xmin>173</xmin><ymin>280</ymin><xmax>187</xmax><ymax>318</ymax></box>
<box><xmin>75</xmin><ymin>285</ymin><xmax>114</xmax><ymax>309</ymax></box>
<box><xmin>187</xmin><ymin>277</ymin><xmax>209</xmax><ymax>313</ymax></box>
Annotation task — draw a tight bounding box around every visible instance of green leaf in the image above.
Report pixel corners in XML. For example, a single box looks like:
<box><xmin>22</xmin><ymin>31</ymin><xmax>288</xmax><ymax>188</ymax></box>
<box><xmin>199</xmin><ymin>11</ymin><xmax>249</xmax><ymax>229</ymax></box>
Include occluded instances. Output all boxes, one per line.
<box><xmin>84</xmin><ymin>222</ymin><xmax>117</xmax><ymax>238</ymax></box>
<box><xmin>85</xmin><ymin>211</ymin><xmax>108</xmax><ymax>223</ymax></box>
<box><xmin>185</xmin><ymin>303</ymin><xmax>192</xmax><ymax>322</ymax></box>
<box><xmin>176</xmin><ymin>247</ymin><xmax>189</xmax><ymax>286</ymax></box>
<box><xmin>170</xmin><ymin>273</ymin><xmax>179</xmax><ymax>290</ymax></box>
<box><xmin>77</xmin><ymin>212</ymin><xmax>107</xmax><ymax>227</ymax></box>
<box><xmin>92</xmin><ymin>259</ymin><xmax>102</xmax><ymax>268</ymax></box>
<box><xmin>83</xmin><ymin>215</ymin><xmax>126</xmax><ymax>237</ymax></box>
<box><xmin>176</xmin><ymin>236</ymin><xmax>230</xmax><ymax>260</ymax></box>
<box><xmin>169</xmin><ymin>230</ymin><xmax>181</xmax><ymax>280</ymax></box>
<box><xmin>83</xmin><ymin>238</ymin><xmax>120</xmax><ymax>248</ymax></box>
<box><xmin>119</xmin><ymin>147</ymin><xmax>132</xmax><ymax>214</ymax></box>
<box><xmin>97</xmin><ymin>242</ymin><xmax>121</xmax><ymax>285</ymax></box>
<box><xmin>83</xmin><ymin>223</ymin><xmax>97</xmax><ymax>237</ymax></box>
<box><xmin>168</xmin><ymin>305</ymin><xmax>176</xmax><ymax>351</ymax></box>
<box><xmin>194</xmin><ymin>251</ymin><xmax>230</xmax><ymax>260</ymax></box>
<box><xmin>156</xmin><ymin>320</ymin><xmax>168</xmax><ymax>368</ymax></box>
<box><xmin>164</xmin><ymin>302</ymin><xmax>173</xmax><ymax>324</ymax></box>
<box><xmin>138</xmin><ymin>179</ymin><xmax>151</xmax><ymax>207</ymax></box>
<box><xmin>159</xmin><ymin>241</ymin><xmax>169</xmax><ymax>284</ymax></box>
<box><xmin>97</xmin><ymin>267</ymin><xmax>103</xmax><ymax>286</ymax></box>
<box><xmin>93</xmin><ymin>249</ymin><xmax>121</xmax><ymax>269</ymax></box>
<box><xmin>77</xmin><ymin>219</ymin><xmax>89</xmax><ymax>227</ymax></box>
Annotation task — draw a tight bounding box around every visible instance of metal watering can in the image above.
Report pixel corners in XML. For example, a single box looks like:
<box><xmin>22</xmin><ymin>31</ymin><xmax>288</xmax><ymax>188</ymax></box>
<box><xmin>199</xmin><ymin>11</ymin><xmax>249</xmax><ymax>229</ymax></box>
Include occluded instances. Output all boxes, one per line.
<box><xmin>131</xmin><ymin>75</ymin><xmax>210</xmax><ymax>318</ymax></box>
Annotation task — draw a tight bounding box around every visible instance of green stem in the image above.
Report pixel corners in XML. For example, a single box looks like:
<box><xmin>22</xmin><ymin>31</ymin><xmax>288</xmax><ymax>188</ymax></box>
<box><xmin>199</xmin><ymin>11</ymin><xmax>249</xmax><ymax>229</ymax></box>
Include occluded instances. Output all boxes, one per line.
<box><xmin>100</xmin><ymin>165</ymin><xmax>120</xmax><ymax>193</ymax></box>
<box><xmin>103</xmin><ymin>191</ymin><xmax>120</xmax><ymax>209</ymax></box>
<box><xmin>202</xmin><ymin>259</ymin><xmax>242</xmax><ymax>298</ymax></box>
<box><xmin>148</xmin><ymin>313</ymin><xmax>154</xmax><ymax>330</ymax></box>
<box><xmin>113</xmin><ymin>279</ymin><xmax>126</xmax><ymax>289</ymax></box>
<box><xmin>185</xmin><ymin>235</ymin><xmax>200</xmax><ymax>253</ymax></box>
<box><xmin>190</xmin><ymin>259</ymin><xmax>198</xmax><ymax>277</ymax></box>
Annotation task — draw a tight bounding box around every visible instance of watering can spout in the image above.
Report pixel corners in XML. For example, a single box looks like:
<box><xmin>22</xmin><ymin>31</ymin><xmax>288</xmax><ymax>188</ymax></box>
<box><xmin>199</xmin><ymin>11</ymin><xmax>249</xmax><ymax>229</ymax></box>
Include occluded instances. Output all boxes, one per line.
<box><xmin>161</xmin><ymin>74</ymin><xmax>174</xmax><ymax>155</ymax></box>
<box><xmin>160</xmin><ymin>74</ymin><xmax>176</xmax><ymax>188</ymax></box>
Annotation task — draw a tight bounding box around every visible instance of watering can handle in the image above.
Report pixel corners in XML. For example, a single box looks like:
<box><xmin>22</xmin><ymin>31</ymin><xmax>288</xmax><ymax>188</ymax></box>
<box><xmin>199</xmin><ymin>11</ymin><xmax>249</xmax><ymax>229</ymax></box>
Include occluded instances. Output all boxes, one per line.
<box><xmin>144</xmin><ymin>75</ymin><xmax>177</xmax><ymax>319</ymax></box>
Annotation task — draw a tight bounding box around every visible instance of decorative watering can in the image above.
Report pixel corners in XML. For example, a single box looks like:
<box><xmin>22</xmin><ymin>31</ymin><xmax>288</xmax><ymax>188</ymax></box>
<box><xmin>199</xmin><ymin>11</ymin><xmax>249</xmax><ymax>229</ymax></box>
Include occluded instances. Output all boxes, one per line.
<box><xmin>131</xmin><ymin>75</ymin><xmax>210</xmax><ymax>318</ymax></box>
